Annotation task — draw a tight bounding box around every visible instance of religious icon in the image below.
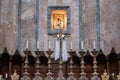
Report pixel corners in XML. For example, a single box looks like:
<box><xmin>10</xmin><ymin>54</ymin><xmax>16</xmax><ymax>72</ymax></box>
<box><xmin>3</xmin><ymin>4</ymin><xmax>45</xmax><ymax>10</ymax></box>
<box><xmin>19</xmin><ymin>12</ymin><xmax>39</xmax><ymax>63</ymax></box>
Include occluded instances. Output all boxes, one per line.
<box><xmin>55</xmin><ymin>17</ymin><xmax>63</xmax><ymax>30</ymax></box>
<box><xmin>47</xmin><ymin>6</ymin><xmax>70</xmax><ymax>35</ymax></box>
<box><xmin>51</xmin><ymin>10</ymin><xmax>67</xmax><ymax>30</ymax></box>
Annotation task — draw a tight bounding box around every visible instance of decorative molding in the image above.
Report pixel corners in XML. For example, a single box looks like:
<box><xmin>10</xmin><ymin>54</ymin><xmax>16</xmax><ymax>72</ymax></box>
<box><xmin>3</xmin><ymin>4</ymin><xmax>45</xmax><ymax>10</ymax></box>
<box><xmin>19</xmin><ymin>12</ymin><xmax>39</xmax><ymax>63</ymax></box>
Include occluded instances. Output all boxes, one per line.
<box><xmin>47</xmin><ymin>6</ymin><xmax>70</xmax><ymax>35</ymax></box>
<box><xmin>17</xmin><ymin>0</ymin><xmax>22</xmax><ymax>52</ymax></box>
<box><xmin>96</xmin><ymin>0</ymin><xmax>101</xmax><ymax>50</ymax></box>
<box><xmin>35</xmin><ymin>0</ymin><xmax>40</xmax><ymax>49</ymax></box>
<box><xmin>79</xmin><ymin>0</ymin><xmax>83</xmax><ymax>50</ymax></box>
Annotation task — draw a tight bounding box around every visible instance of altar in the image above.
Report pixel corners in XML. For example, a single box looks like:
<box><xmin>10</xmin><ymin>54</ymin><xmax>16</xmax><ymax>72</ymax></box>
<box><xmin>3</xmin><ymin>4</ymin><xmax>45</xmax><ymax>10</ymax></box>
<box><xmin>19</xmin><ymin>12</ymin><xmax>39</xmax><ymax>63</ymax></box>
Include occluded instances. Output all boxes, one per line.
<box><xmin>0</xmin><ymin>47</ymin><xmax>120</xmax><ymax>80</ymax></box>
<box><xmin>0</xmin><ymin>2</ymin><xmax>120</xmax><ymax>80</ymax></box>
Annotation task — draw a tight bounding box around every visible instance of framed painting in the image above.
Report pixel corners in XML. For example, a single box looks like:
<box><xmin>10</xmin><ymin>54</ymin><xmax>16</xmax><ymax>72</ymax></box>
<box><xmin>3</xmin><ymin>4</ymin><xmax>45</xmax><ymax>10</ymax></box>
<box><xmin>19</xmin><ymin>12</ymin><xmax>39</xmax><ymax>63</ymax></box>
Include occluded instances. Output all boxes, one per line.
<box><xmin>47</xmin><ymin>6</ymin><xmax>70</xmax><ymax>35</ymax></box>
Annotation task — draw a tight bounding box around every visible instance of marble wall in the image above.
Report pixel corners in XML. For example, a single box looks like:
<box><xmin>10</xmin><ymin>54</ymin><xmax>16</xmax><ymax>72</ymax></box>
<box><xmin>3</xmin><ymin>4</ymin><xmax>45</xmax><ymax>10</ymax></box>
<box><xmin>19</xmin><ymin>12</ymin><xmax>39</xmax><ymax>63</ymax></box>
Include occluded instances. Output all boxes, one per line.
<box><xmin>0</xmin><ymin>0</ymin><xmax>120</xmax><ymax>56</ymax></box>
<box><xmin>100</xmin><ymin>0</ymin><xmax>120</xmax><ymax>55</ymax></box>
<box><xmin>82</xmin><ymin>0</ymin><xmax>97</xmax><ymax>51</ymax></box>
<box><xmin>0</xmin><ymin>0</ymin><xmax>18</xmax><ymax>55</ymax></box>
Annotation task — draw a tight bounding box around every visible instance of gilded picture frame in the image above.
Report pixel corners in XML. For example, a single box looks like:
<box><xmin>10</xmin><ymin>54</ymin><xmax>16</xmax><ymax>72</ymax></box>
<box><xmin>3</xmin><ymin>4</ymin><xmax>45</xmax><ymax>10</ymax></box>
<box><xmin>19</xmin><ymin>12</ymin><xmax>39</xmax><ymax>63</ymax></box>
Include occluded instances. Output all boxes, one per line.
<box><xmin>47</xmin><ymin>6</ymin><xmax>70</xmax><ymax>35</ymax></box>
<box><xmin>51</xmin><ymin>10</ymin><xmax>67</xmax><ymax>30</ymax></box>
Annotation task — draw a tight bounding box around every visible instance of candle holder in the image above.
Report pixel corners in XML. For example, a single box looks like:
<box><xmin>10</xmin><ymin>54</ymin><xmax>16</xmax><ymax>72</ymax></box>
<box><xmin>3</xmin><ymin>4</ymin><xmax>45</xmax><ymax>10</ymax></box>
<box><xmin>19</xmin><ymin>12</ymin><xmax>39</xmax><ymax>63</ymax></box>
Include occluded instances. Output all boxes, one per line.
<box><xmin>33</xmin><ymin>49</ymin><xmax>43</xmax><ymax>80</ymax></box>
<box><xmin>46</xmin><ymin>49</ymin><xmax>53</xmax><ymax>74</ymax></box>
<box><xmin>23</xmin><ymin>49</ymin><xmax>29</xmax><ymax>73</ymax></box>
<box><xmin>91</xmin><ymin>49</ymin><xmax>100</xmax><ymax>80</ymax></box>
<box><xmin>68</xmin><ymin>49</ymin><xmax>75</xmax><ymax>75</ymax></box>
<box><xmin>21</xmin><ymin>49</ymin><xmax>31</xmax><ymax>80</ymax></box>
<box><xmin>67</xmin><ymin>50</ymin><xmax>76</xmax><ymax>80</ymax></box>
<box><xmin>79</xmin><ymin>49</ymin><xmax>86</xmax><ymax>76</ymax></box>
<box><xmin>78</xmin><ymin>49</ymin><xmax>88</xmax><ymax>80</ymax></box>
<box><xmin>45</xmin><ymin>49</ymin><xmax>54</xmax><ymax>80</ymax></box>
<box><xmin>91</xmin><ymin>49</ymin><xmax>98</xmax><ymax>76</ymax></box>
<box><xmin>56</xmin><ymin>53</ymin><xmax>65</xmax><ymax>80</ymax></box>
<box><xmin>34</xmin><ymin>49</ymin><xmax>41</xmax><ymax>69</ymax></box>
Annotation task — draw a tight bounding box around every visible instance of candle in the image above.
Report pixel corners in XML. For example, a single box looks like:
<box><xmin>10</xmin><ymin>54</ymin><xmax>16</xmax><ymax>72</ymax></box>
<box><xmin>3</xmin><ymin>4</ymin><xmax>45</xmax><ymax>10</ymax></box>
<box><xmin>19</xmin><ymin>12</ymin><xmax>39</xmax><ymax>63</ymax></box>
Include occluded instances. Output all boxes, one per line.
<box><xmin>81</xmin><ymin>41</ymin><xmax>83</xmax><ymax>49</ymax></box>
<box><xmin>5</xmin><ymin>73</ymin><xmax>8</xmax><ymax>78</ymax></box>
<box><xmin>93</xmin><ymin>41</ymin><xmax>95</xmax><ymax>49</ymax></box>
<box><xmin>37</xmin><ymin>41</ymin><xmax>39</xmax><ymax>49</ymax></box>
<box><xmin>48</xmin><ymin>40</ymin><xmax>50</xmax><ymax>49</ymax></box>
<box><xmin>26</xmin><ymin>40</ymin><xmax>28</xmax><ymax>49</ymax></box>
<box><xmin>70</xmin><ymin>41</ymin><xmax>73</xmax><ymax>50</ymax></box>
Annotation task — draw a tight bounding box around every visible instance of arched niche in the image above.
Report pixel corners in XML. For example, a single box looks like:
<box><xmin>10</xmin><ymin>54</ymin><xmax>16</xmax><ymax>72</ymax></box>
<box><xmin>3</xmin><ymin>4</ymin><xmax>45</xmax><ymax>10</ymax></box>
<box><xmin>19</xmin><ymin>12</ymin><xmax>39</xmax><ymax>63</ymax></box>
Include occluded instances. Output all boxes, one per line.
<box><xmin>11</xmin><ymin>49</ymin><xmax>22</xmax><ymax>77</ymax></box>
<box><xmin>39</xmin><ymin>56</ymin><xmax>48</xmax><ymax>66</ymax></box>
<box><xmin>84</xmin><ymin>50</ymin><xmax>93</xmax><ymax>78</ymax></box>
<box><xmin>118</xmin><ymin>52</ymin><xmax>120</xmax><ymax>72</ymax></box>
<box><xmin>0</xmin><ymin>48</ymin><xmax>10</xmax><ymax>78</ymax></box>
<box><xmin>72</xmin><ymin>55</ymin><xmax>80</xmax><ymax>78</ymax></box>
<box><xmin>72</xmin><ymin>55</ymin><xmax>80</xmax><ymax>66</ymax></box>
<box><xmin>39</xmin><ymin>55</ymin><xmax>48</xmax><ymax>78</ymax></box>
<box><xmin>27</xmin><ymin>52</ymin><xmax>35</xmax><ymax>78</ymax></box>
<box><xmin>108</xmin><ymin>48</ymin><xmax>118</xmax><ymax>75</ymax></box>
<box><xmin>96</xmin><ymin>49</ymin><xmax>106</xmax><ymax>76</ymax></box>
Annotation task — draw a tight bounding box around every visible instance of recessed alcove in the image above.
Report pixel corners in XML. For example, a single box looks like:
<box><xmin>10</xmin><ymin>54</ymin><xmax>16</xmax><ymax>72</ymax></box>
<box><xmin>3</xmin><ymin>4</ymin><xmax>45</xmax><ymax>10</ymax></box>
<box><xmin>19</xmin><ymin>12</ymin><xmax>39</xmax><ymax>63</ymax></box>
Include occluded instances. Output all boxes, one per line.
<box><xmin>47</xmin><ymin>6</ymin><xmax>71</xmax><ymax>35</ymax></box>
<box><xmin>11</xmin><ymin>49</ymin><xmax>22</xmax><ymax>77</ymax></box>
<box><xmin>0</xmin><ymin>48</ymin><xmax>10</xmax><ymax>77</ymax></box>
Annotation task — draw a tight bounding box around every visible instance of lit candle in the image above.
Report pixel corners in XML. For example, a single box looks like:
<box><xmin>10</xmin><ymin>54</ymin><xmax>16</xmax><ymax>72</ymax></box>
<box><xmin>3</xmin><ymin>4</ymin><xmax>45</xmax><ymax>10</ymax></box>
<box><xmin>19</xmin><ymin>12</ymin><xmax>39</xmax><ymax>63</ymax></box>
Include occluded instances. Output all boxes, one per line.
<box><xmin>81</xmin><ymin>41</ymin><xmax>83</xmax><ymax>49</ymax></box>
<box><xmin>26</xmin><ymin>40</ymin><xmax>28</xmax><ymax>49</ymax></box>
<box><xmin>70</xmin><ymin>41</ymin><xmax>73</xmax><ymax>50</ymax></box>
<box><xmin>48</xmin><ymin>40</ymin><xmax>50</xmax><ymax>49</ymax></box>
<box><xmin>37</xmin><ymin>41</ymin><xmax>39</xmax><ymax>49</ymax></box>
<box><xmin>93</xmin><ymin>41</ymin><xmax>95</xmax><ymax>49</ymax></box>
